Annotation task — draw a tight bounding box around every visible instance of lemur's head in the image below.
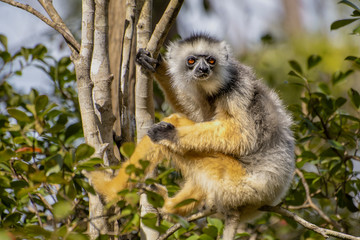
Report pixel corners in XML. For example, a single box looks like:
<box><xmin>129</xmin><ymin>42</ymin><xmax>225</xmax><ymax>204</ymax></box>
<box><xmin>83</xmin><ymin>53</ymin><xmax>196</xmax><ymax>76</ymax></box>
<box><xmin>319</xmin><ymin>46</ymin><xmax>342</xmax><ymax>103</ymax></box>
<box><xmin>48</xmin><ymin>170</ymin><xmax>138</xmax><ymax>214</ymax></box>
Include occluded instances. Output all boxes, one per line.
<box><xmin>166</xmin><ymin>33</ymin><xmax>232</xmax><ymax>94</ymax></box>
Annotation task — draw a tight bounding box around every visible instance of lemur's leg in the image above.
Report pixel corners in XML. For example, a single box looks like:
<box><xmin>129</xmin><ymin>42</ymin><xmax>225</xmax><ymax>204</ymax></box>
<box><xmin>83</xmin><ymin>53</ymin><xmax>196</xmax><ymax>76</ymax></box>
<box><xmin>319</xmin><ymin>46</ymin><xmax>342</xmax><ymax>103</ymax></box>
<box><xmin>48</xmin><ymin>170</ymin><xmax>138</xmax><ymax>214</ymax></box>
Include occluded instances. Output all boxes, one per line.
<box><xmin>223</xmin><ymin>213</ymin><xmax>241</xmax><ymax>240</ymax></box>
<box><xmin>88</xmin><ymin>114</ymin><xmax>195</xmax><ymax>202</ymax></box>
<box><xmin>148</xmin><ymin>117</ymin><xmax>255</xmax><ymax>157</ymax></box>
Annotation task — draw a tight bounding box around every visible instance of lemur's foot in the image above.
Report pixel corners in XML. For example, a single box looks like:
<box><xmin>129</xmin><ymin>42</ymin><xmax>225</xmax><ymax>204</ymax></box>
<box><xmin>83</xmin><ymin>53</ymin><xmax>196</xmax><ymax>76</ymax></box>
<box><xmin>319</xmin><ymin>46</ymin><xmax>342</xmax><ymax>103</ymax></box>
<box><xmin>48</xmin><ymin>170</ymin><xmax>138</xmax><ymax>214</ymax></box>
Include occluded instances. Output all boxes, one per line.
<box><xmin>147</xmin><ymin>122</ymin><xmax>176</xmax><ymax>143</ymax></box>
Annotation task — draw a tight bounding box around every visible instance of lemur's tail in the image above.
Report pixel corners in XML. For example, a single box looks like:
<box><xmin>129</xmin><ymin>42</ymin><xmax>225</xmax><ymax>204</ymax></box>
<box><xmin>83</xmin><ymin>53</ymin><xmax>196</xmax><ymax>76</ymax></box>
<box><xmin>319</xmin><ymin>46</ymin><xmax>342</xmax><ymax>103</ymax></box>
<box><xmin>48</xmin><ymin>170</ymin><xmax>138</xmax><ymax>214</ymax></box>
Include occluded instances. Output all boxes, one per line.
<box><xmin>87</xmin><ymin>136</ymin><xmax>155</xmax><ymax>203</ymax></box>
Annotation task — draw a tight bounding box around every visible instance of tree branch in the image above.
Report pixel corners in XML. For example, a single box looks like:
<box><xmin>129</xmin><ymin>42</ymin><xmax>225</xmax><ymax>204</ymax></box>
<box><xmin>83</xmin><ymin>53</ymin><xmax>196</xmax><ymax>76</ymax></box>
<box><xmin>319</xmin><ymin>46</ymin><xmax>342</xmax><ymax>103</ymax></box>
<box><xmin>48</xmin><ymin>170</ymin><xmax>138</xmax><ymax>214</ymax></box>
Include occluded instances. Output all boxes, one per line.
<box><xmin>0</xmin><ymin>0</ymin><xmax>80</xmax><ymax>53</ymax></box>
<box><xmin>295</xmin><ymin>169</ymin><xmax>343</xmax><ymax>230</ymax></box>
<box><xmin>260</xmin><ymin>205</ymin><xmax>360</xmax><ymax>240</ymax></box>
<box><xmin>37</xmin><ymin>0</ymin><xmax>78</xmax><ymax>54</ymax></box>
<box><xmin>146</xmin><ymin>0</ymin><xmax>184</xmax><ymax>58</ymax></box>
<box><xmin>157</xmin><ymin>210</ymin><xmax>216</xmax><ymax>240</ymax></box>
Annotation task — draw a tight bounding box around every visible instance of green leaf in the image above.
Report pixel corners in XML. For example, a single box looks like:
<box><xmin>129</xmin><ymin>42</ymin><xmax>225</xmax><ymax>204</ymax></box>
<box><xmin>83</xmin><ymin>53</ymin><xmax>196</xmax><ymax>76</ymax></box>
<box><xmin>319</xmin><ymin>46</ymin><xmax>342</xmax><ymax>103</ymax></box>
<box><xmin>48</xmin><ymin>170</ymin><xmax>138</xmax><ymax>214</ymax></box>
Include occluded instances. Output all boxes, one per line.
<box><xmin>174</xmin><ymin>198</ymin><xmax>197</xmax><ymax>209</ymax></box>
<box><xmin>3</xmin><ymin>212</ymin><xmax>22</xmax><ymax>228</ymax></box>
<box><xmin>307</xmin><ymin>55</ymin><xmax>322</xmax><ymax>69</ymax></box>
<box><xmin>0</xmin><ymin>149</ymin><xmax>15</xmax><ymax>162</ymax></box>
<box><xmin>202</xmin><ymin>225</ymin><xmax>218</xmax><ymax>238</ymax></box>
<box><xmin>186</xmin><ymin>235</ymin><xmax>199</xmax><ymax>240</ymax></box>
<box><xmin>7</xmin><ymin>108</ymin><xmax>31</xmax><ymax>123</ymax></box>
<box><xmin>53</xmin><ymin>200</ymin><xmax>73</xmax><ymax>220</ymax></box>
<box><xmin>76</xmin><ymin>158</ymin><xmax>103</xmax><ymax>171</ymax></box>
<box><xmin>348</xmin><ymin>88</ymin><xmax>360</xmax><ymax>109</ymax></box>
<box><xmin>344</xmin><ymin>193</ymin><xmax>358</xmax><ymax>212</ymax></box>
<box><xmin>332</xmin><ymin>70</ymin><xmax>353</xmax><ymax>85</ymax></box>
<box><xmin>141</xmin><ymin>213</ymin><xmax>165</xmax><ymax>233</ymax></box>
<box><xmin>318</xmin><ymin>83</ymin><xmax>330</xmax><ymax>95</ymax></box>
<box><xmin>145</xmin><ymin>190</ymin><xmax>164</xmax><ymax>208</ymax></box>
<box><xmin>300</xmin><ymin>151</ymin><xmax>317</xmax><ymax>161</ymax></box>
<box><xmin>288</xmin><ymin>60</ymin><xmax>303</xmax><ymax>74</ymax></box>
<box><xmin>75</xmin><ymin>143</ymin><xmax>95</xmax><ymax>161</ymax></box>
<box><xmin>235</xmin><ymin>232</ymin><xmax>251</xmax><ymax>239</ymax></box>
<box><xmin>65</xmin><ymin>233</ymin><xmax>89</xmax><ymax>240</ymax></box>
<box><xmin>198</xmin><ymin>234</ymin><xmax>213</xmax><ymax>240</ymax></box>
<box><xmin>331</xmin><ymin>18</ymin><xmax>360</xmax><ymax>30</ymax></box>
<box><xmin>20</xmin><ymin>47</ymin><xmax>30</xmax><ymax>61</ymax></box>
<box><xmin>339</xmin><ymin>0</ymin><xmax>360</xmax><ymax>12</ymax></box>
<box><xmin>345</xmin><ymin>55</ymin><xmax>358</xmax><ymax>61</ymax></box>
<box><xmin>122</xmin><ymin>213</ymin><xmax>140</xmax><ymax>233</ymax></box>
<box><xmin>24</xmin><ymin>225</ymin><xmax>52</xmax><ymax>239</ymax></box>
<box><xmin>328</xmin><ymin>139</ymin><xmax>344</xmax><ymax>151</ymax></box>
<box><xmin>0</xmin><ymin>34</ymin><xmax>8</xmax><ymax>51</ymax></box>
<box><xmin>35</xmin><ymin>95</ymin><xmax>49</xmax><ymax>113</ymax></box>
<box><xmin>207</xmin><ymin>217</ymin><xmax>223</xmax><ymax>233</ymax></box>
<box><xmin>172</xmin><ymin>214</ymin><xmax>190</xmax><ymax>229</ymax></box>
<box><xmin>335</xmin><ymin>97</ymin><xmax>347</xmax><ymax>108</ymax></box>
<box><xmin>0</xmin><ymin>51</ymin><xmax>11</xmax><ymax>63</ymax></box>
<box><xmin>120</xmin><ymin>142</ymin><xmax>135</xmax><ymax>158</ymax></box>
<box><xmin>32</xmin><ymin>44</ymin><xmax>47</xmax><ymax>60</ymax></box>
<box><xmin>352</xmin><ymin>24</ymin><xmax>360</xmax><ymax>34</ymax></box>
<box><xmin>125</xmin><ymin>192</ymin><xmax>140</xmax><ymax>207</ymax></box>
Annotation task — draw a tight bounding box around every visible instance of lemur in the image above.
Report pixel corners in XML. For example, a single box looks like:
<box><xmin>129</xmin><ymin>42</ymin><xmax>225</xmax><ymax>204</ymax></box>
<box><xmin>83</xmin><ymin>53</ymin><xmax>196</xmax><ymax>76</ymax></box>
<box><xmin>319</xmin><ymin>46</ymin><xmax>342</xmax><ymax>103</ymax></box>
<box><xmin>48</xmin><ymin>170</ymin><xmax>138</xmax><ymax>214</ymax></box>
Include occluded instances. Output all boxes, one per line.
<box><xmin>89</xmin><ymin>34</ymin><xmax>295</xmax><ymax>239</ymax></box>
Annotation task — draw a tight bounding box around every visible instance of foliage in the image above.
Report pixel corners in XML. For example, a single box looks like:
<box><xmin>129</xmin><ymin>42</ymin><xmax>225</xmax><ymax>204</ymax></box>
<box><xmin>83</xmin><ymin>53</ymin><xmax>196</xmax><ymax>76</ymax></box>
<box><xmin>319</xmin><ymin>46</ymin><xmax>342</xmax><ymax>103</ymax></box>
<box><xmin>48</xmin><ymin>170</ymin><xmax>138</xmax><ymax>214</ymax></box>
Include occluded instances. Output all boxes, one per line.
<box><xmin>0</xmin><ymin>35</ymin><xmax>94</xmax><ymax>239</ymax></box>
<box><xmin>273</xmin><ymin>55</ymin><xmax>359</xmax><ymax>238</ymax></box>
<box><xmin>331</xmin><ymin>0</ymin><xmax>360</xmax><ymax>34</ymax></box>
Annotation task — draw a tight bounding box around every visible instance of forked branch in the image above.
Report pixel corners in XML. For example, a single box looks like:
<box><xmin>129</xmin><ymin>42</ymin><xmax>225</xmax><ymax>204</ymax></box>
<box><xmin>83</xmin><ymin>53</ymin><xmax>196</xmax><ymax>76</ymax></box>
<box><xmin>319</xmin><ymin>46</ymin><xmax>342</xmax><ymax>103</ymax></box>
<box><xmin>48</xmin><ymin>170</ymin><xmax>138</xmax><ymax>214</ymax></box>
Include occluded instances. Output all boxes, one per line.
<box><xmin>146</xmin><ymin>0</ymin><xmax>184</xmax><ymax>58</ymax></box>
<box><xmin>260</xmin><ymin>205</ymin><xmax>360</xmax><ymax>240</ymax></box>
<box><xmin>0</xmin><ymin>0</ymin><xmax>80</xmax><ymax>53</ymax></box>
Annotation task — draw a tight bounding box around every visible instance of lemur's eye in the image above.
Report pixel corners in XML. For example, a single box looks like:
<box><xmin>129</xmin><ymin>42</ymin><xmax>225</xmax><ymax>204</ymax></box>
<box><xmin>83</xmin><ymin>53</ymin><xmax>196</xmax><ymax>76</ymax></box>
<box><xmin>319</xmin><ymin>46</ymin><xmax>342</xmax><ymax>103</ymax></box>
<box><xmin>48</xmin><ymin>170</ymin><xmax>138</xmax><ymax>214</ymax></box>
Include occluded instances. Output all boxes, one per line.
<box><xmin>207</xmin><ymin>57</ymin><xmax>216</xmax><ymax>65</ymax></box>
<box><xmin>187</xmin><ymin>57</ymin><xmax>196</xmax><ymax>65</ymax></box>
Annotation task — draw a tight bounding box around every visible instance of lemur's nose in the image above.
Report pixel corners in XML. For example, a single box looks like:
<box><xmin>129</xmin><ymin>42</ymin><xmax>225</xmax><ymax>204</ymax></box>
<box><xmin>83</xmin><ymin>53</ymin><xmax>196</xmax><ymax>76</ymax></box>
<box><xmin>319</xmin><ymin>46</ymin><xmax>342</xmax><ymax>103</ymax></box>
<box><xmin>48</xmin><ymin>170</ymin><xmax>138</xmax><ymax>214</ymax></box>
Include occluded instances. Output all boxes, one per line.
<box><xmin>199</xmin><ymin>67</ymin><xmax>209</xmax><ymax>73</ymax></box>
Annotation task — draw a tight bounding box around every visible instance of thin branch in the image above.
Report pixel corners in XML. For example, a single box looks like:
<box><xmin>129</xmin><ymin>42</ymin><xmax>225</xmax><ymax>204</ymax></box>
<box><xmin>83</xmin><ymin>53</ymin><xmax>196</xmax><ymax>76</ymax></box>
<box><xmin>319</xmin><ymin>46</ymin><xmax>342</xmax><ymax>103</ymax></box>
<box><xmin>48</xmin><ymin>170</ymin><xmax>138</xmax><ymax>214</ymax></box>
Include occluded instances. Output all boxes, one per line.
<box><xmin>157</xmin><ymin>210</ymin><xmax>216</xmax><ymax>240</ymax></box>
<box><xmin>260</xmin><ymin>205</ymin><xmax>360</xmax><ymax>240</ymax></box>
<box><xmin>0</xmin><ymin>0</ymin><xmax>80</xmax><ymax>53</ymax></box>
<box><xmin>146</xmin><ymin>0</ymin><xmax>184</xmax><ymax>58</ymax></box>
<box><xmin>295</xmin><ymin>169</ymin><xmax>343</xmax><ymax>230</ymax></box>
<box><xmin>37</xmin><ymin>0</ymin><xmax>78</xmax><ymax>54</ymax></box>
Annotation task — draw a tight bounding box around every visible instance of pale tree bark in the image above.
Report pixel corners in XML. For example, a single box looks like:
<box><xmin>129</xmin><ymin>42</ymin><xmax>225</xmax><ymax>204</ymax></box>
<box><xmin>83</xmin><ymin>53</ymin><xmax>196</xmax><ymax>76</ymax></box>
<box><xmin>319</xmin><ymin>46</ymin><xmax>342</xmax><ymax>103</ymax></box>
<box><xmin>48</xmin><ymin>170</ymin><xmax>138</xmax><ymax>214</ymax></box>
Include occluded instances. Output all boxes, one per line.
<box><xmin>120</xmin><ymin>0</ymin><xmax>137</xmax><ymax>145</ymax></box>
<box><xmin>108</xmin><ymin>0</ymin><xmax>125</xmax><ymax>138</ymax></box>
<box><xmin>74</xmin><ymin>0</ymin><xmax>107</xmax><ymax>237</ymax></box>
<box><xmin>134</xmin><ymin>0</ymin><xmax>184</xmax><ymax>239</ymax></box>
<box><xmin>88</xmin><ymin>0</ymin><xmax>117</xmax><ymax>238</ymax></box>
<box><xmin>136</xmin><ymin>1</ymin><xmax>158</xmax><ymax>239</ymax></box>
<box><xmin>136</xmin><ymin>0</ymin><xmax>154</xmax><ymax>142</ymax></box>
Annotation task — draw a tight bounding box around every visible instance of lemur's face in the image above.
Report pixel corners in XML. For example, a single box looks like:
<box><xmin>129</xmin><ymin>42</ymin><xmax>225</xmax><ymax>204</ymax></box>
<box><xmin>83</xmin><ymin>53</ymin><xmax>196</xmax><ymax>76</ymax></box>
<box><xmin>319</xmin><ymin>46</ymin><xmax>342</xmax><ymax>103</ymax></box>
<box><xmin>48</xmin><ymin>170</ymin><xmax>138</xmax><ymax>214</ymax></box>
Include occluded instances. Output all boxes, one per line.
<box><xmin>185</xmin><ymin>55</ymin><xmax>217</xmax><ymax>80</ymax></box>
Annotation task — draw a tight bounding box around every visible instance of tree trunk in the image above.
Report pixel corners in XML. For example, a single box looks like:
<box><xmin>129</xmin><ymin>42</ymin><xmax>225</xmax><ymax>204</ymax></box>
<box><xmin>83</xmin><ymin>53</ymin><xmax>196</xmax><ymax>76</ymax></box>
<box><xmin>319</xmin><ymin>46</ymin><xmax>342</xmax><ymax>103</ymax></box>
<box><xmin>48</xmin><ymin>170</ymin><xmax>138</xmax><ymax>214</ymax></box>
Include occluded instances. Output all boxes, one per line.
<box><xmin>281</xmin><ymin>0</ymin><xmax>303</xmax><ymax>38</ymax></box>
<box><xmin>109</xmin><ymin>0</ymin><xmax>126</xmax><ymax>159</ymax></box>
<box><xmin>135</xmin><ymin>1</ymin><xmax>159</xmax><ymax>239</ymax></box>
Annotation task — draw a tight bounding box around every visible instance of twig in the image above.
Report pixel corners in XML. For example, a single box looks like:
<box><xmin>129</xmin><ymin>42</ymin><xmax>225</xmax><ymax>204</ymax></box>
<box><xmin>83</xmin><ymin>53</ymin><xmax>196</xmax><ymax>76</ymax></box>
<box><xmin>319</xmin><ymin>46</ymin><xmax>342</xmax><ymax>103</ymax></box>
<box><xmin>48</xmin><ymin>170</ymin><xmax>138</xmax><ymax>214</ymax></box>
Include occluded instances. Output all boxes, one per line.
<box><xmin>295</xmin><ymin>169</ymin><xmax>343</xmax><ymax>230</ymax></box>
<box><xmin>157</xmin><ymin>210</ymin><xmax>216</xmax><ymax>240</ymax></box>
<box><xmin>37</xmin><ymin>0</ymin><xmax>79</xmax><ymax>54</ymax></box>
<box><xmin>0</xmin><ymin>0</ymin><xmax>80</xmax><ymax>53</ymax></box>
<box><xmin>260</xmin><ymin>205</ymin><xmax>360</xmax><ymax>240</ymax></box>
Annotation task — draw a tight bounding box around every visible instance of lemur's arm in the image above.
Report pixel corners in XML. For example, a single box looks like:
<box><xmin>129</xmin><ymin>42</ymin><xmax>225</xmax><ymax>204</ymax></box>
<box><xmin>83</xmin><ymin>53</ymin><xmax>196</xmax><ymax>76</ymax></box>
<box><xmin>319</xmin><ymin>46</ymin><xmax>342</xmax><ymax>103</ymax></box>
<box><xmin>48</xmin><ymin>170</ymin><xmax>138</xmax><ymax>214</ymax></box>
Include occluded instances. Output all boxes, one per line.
<box><xmin>136</xmin><ymin>49</ymin><xmax>185</xmax><ymax>114</ymax></box>
<box><xmin>148</xmin><ymin>118</ymin><xmax>256</xmax><ymax>157</ymax></box>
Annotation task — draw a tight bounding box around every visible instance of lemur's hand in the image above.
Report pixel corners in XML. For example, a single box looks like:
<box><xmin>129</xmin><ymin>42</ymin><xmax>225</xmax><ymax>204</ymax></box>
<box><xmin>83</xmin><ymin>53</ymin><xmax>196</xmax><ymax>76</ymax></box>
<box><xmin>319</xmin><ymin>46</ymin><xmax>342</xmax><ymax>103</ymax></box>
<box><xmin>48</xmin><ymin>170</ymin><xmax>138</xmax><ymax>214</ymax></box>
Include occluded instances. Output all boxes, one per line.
<box><xmin>136</xmin><ymin>48</ymin><xmax>160</xmax><ymax>72</ymax></box>
<box><xmin>147</xmin><ymin>122</ymin><xmax>176</xmax><ymax>143</ymax></box>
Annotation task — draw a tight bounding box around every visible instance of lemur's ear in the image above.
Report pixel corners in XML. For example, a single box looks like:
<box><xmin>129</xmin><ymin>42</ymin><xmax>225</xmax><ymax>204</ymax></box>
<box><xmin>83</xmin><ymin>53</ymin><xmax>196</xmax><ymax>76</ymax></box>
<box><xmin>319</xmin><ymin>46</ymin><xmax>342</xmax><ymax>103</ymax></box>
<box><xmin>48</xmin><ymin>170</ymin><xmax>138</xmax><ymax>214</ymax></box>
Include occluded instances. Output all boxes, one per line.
<box><xmin>220</xmin><ymin>41</ymin><xmax>231</xmax><ymax>61</ymax></box>
<box><xmin>165</xmin><ymin>41</ymin><xmax>177</xmax><ymax>60</ymax></box>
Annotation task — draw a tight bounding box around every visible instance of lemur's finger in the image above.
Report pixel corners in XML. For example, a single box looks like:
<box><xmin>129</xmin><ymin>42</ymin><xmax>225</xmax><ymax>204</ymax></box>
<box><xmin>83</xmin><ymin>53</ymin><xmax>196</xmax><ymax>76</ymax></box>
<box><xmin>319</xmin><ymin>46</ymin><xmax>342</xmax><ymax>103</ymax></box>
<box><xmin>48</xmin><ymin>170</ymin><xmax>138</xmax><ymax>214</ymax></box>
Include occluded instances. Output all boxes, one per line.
<box><xmin>138</xmin><ymin>59</ymin><xmax>156</xmax><ymax>72</ymax></box>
